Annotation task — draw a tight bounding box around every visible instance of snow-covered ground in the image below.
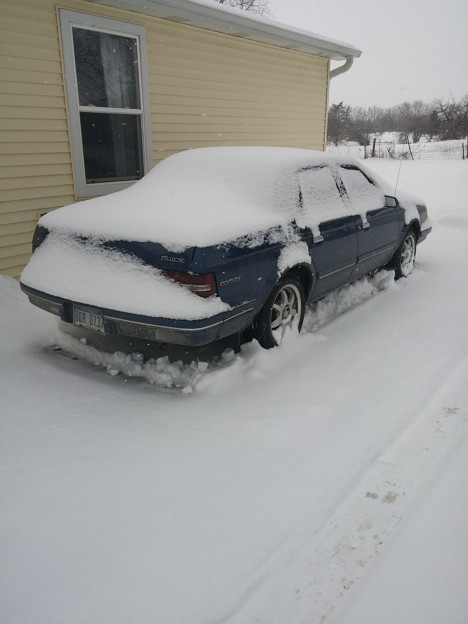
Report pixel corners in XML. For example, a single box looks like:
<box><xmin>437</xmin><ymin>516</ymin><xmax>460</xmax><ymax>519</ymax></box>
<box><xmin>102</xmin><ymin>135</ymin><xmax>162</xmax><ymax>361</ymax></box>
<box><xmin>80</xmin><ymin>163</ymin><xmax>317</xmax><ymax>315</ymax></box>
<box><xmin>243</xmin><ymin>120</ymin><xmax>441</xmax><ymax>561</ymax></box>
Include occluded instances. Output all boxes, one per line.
<box><xmin>1</xmin><ymin>159</ymin><xmax>467</xmax><ymax>623</ymax></box>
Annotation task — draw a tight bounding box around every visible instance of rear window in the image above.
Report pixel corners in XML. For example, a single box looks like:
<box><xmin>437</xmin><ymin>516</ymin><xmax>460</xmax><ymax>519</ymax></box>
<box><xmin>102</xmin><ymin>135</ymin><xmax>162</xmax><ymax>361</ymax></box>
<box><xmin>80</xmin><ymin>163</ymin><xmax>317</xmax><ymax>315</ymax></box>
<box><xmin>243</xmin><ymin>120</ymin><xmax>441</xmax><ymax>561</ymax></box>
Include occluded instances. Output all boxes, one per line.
<box><xmin>296</xmin><ymin>167</ymin><xmax>351</xmax><ymax>230</ymax></box>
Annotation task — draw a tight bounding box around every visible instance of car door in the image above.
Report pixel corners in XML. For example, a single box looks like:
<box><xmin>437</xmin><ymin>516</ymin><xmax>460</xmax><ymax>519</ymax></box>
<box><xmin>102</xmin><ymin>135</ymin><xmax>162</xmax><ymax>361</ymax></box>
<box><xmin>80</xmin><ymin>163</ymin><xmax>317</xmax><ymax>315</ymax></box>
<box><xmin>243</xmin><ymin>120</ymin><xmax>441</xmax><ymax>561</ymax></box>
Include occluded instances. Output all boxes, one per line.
<box><xmin>296</xmin><ymin>166</ymin><xmax>358</xmax><ymax>298</ymax></box>
<box><xmin>338</xmin><ymin>165</ymin><xmax>399</xmax><ymax>277</ymax></box>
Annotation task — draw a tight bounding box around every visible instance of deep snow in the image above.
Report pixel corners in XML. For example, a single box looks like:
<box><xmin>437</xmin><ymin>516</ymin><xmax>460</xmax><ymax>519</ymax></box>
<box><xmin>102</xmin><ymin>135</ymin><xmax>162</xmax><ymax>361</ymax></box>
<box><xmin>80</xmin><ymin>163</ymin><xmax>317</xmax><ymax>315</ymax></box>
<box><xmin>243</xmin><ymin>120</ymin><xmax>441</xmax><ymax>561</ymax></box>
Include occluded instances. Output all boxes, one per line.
<box><xmin>1</xmin><ymin>158</ymin><xmax>467</xmax><ymax>624</ymax></box>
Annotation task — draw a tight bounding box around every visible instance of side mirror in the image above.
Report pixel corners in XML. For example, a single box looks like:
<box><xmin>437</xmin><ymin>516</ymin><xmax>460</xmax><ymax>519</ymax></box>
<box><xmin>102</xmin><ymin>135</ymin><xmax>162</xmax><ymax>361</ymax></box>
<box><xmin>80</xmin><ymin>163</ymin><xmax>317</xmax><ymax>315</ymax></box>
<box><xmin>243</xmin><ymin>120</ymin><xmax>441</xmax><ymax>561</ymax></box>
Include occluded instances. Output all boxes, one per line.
<box><xmin>385</xmin><ymin>195</ymin><xmax>399</xmax><ymax>208</ymax></box>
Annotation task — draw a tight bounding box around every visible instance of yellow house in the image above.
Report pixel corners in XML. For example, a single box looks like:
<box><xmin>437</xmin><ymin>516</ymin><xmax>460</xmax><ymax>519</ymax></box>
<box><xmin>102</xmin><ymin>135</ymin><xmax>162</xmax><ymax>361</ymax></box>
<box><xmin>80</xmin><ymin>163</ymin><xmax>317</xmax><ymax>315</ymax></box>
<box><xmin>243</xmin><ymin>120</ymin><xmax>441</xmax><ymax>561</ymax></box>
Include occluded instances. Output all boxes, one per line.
<box><xmin>0</xmin><ymin>0</ymin><xmax>361</xmax><ymax>278</ymax></box>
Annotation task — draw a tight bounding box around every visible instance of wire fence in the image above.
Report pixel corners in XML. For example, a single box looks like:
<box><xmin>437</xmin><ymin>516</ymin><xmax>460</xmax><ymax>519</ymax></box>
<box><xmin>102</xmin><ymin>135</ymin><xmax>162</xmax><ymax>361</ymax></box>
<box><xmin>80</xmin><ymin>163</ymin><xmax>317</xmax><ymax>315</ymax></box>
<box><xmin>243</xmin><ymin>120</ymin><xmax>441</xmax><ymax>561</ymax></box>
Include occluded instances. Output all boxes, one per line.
<box><xmin>327</xmin><ymin>139</ymin><xmax>468</xmax><ymax>160</ymax></box>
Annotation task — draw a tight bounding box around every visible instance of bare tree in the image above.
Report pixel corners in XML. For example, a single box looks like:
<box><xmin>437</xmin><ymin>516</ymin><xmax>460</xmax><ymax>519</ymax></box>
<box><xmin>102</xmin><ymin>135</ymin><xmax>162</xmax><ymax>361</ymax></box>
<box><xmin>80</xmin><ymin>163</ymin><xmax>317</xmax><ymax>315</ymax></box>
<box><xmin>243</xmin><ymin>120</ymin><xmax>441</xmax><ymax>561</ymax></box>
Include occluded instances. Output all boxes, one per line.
<box><xmin>214</xmin><ymin>0</ymin><xmax>272</xmax><ymax>17</ymax></box>
<box><xmin>432</xmin><ymin>96</ymin><xmax>468</xmax><ymax>140</ymax></box>
<box><xmin>349</xmin><ymin>106</ymin><xmax>377</xmax><ymax>145</ymax></box>
<box><xmin>397</xmin><ymin>100</ymin><xmax>433</xmax><ymax>143</ymax></box>
<box><xmin>328</xmin><ymin>95</ymin><xmax>468</xmax><ymax>146</ymax></box>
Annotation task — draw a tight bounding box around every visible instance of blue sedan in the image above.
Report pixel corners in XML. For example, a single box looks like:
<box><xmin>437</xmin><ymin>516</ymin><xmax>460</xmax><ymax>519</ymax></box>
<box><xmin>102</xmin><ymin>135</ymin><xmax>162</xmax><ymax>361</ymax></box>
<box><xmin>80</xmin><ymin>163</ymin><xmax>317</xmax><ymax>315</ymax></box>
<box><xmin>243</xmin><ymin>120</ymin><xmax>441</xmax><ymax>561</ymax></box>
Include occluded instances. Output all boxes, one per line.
<box><xmin>20</xmin><ymin>147</ymin><xmax>431</xmax><ymax>349</ymax></box>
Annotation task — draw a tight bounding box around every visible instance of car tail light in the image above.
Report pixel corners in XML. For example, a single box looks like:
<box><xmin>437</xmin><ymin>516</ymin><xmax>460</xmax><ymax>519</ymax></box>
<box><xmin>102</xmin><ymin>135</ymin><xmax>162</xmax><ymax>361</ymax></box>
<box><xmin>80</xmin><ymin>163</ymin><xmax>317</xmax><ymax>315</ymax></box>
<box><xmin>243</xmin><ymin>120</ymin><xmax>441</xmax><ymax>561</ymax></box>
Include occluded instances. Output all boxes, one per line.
<box><xmin>32</xmin><ymin>225</ymin><xmax>49</xmax><ymax>252</ymax></box>
<box><xmin>163</xmin><ymin>270</ymin><xmax>217</xmax><ymax>298</ymax></box>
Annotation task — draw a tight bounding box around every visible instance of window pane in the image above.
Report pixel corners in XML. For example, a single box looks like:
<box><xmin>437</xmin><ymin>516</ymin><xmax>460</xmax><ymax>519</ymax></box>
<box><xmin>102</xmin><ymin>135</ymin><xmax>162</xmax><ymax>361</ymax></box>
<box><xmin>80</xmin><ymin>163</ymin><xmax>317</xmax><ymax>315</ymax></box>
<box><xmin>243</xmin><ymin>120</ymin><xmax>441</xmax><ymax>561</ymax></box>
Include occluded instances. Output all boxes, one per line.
<box><xmin>80</xmin><ymin>112</ymin><xmax>143</xmax><ymax>183</ymax></box>
<box><xmin>73</xmin><ymin>28</ymin><xmax>140</xmax><ymax>109</ymax></box>
<box><xmin>297</xmin><ymin>167</ymin><xmax>350</xmax><ymax>229</ymax></box>
<box><xmin>339</xmin><ymin>167</ymin><xmax>385</xmax><ymax>212</ymax></box>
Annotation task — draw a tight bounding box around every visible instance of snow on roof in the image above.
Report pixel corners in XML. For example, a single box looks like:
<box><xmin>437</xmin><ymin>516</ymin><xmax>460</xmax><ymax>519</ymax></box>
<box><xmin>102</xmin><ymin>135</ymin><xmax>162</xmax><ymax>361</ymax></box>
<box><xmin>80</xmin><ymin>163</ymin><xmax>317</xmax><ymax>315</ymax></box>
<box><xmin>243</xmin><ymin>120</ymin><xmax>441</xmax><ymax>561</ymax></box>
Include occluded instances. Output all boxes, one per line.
<box><xmin>90</xmin><ymin>0</ymin><xmax>361</xmax><ymax>60</ymax></box>
<box><xmin>40</xmin><ymin>147</ymin><xmax>357</xmax><ymax>250</ymax></box>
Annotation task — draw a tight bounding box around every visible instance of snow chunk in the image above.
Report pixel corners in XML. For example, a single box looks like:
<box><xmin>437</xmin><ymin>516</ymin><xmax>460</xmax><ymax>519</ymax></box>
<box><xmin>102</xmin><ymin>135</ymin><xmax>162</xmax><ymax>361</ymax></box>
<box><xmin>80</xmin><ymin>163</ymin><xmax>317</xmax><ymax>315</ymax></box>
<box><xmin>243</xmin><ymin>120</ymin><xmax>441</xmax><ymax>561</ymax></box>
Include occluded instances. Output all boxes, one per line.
<box><xmin>397</xmin><ymin>191</ymin><xmax>424</xmax><ymax>225</ymax></box>
<box><xmin>52</xmin><ymin>330</ymin><xmax>208</xmax><ymax>390</ymax></box>
<box><xmin>277</xmin><ymin>242</ymin><xmax>311</xmax><ymax>277</ymax></box>
<box><xmin>21</xmin><ymin>232</ymin><xmax>229</xmax><ymax>319</ymax></box>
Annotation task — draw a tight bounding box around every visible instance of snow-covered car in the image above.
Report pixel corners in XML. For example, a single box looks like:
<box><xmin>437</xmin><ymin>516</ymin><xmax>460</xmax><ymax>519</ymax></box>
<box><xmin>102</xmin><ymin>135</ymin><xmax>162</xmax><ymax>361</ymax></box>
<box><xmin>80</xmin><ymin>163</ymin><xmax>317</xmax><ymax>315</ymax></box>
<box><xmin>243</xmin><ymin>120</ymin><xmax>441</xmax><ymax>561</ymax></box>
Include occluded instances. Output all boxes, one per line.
<box><xmin>20</xmin><ymin>147</ymin><xmax>431</xmax><ymax>349</ymax></box>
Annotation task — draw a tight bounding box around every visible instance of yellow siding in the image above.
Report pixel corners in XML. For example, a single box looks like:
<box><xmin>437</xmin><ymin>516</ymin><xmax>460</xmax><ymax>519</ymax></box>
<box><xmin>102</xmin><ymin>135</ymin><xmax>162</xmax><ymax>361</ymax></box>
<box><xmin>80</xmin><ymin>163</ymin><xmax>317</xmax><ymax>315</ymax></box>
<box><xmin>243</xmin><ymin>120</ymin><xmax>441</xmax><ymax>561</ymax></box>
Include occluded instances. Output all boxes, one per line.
<box><xmin>0</xmin><ymin>0</ymin><xmax>72</xmax><ymax>277</ymax></box>
<box><xmin>147</xmin><ymin>19</ymin><xmax>328</xmax><ymax>163</ymax></box>
<box><xmin>0</xmin><ymin>0</ymin><xmax>329</xmax><ymax>278</ymax></box>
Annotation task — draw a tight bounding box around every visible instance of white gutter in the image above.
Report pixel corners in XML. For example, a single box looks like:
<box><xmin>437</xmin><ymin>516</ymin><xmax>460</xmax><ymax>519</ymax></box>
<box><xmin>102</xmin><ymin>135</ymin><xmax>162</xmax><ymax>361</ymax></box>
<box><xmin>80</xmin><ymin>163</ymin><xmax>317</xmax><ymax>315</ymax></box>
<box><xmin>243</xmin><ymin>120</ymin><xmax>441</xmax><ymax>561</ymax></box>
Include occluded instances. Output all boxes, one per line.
<box><xmin>330</xmin><ymin>55</ymin><xmax>354</xmax><ymax>79</ymax></box>
<box><xmin>90</xmin><ymin>0</ymin><xmax>362</xmax><ymax>60</ymax></box>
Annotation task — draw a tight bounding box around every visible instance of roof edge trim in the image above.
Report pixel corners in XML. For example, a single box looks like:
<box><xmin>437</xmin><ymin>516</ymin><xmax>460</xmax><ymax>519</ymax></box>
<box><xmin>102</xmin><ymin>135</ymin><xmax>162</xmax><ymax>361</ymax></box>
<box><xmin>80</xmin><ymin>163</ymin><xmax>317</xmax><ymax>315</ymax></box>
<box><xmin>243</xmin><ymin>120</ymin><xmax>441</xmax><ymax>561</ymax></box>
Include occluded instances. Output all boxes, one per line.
<box><xmin>89</xmin><ymin>0</ymin><xmax>362</xmax><ymax>60</ymax></box>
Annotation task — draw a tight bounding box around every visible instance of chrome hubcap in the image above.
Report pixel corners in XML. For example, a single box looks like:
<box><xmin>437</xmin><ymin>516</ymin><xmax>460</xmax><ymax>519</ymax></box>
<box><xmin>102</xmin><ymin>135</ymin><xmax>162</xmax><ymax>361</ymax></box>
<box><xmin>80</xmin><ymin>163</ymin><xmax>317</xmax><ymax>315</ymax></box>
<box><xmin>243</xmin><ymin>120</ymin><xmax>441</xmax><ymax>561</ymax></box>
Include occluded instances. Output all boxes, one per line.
<box><xmin>270</xmin><ymin>284</ymin><xmax>302</xmax><ymax>344</ymax></box>
<box><xmin>400</xmin><ymin>234</ymin><xmax>416</xmax><ymax>276</ymax></box>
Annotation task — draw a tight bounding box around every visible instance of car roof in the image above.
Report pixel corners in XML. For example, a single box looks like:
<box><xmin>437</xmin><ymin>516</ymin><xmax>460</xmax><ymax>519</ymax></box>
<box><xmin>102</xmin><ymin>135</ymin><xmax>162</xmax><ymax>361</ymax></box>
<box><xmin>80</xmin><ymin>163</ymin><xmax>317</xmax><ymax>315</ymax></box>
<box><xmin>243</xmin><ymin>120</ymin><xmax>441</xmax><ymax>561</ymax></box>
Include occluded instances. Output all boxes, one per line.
<box><xmin>40</xmin><ymin>147</ymin><xmax>363</xmax><ymax>250</ymax></box>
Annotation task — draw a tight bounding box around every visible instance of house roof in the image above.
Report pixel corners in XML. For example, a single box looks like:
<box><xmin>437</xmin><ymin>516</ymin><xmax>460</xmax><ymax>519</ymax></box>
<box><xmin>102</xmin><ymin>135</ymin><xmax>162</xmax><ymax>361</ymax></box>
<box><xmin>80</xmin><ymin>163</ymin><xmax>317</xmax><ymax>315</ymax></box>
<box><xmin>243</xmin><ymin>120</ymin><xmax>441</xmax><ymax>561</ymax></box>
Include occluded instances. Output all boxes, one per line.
<box><xmin>90</xmin><ymin>0</ymin><xmax>361</xmax><ymax>60</ymax></box>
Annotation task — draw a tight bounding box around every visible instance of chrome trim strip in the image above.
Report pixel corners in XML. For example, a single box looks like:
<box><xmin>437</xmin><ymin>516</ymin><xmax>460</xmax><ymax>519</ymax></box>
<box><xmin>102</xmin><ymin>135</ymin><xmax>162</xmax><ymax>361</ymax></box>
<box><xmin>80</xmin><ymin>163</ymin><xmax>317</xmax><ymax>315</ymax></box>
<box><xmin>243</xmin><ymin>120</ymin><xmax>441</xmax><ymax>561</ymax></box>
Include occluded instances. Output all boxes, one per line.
<box><xmin>319</xmin><ymin>262</ymin><xmax>356</xmax><ymax>279</ymax></box>
<box><xmin>319</xmin><ymin>244</ymin><xmax>395</xmax><ymax>280</ymax></box>
<box><xmin>105</xmin><ymin>307</ymin><xmax>255</xmax><ymax>333</ymax></box>
<box><xmin>28</xmin><ymin>292</ymin><xmax>60</xmax><ymax>307</ymax></box>
<box><xmin>360</xmin><ymin>244</ymin><xmax>394</xmax><ymax>262</ymax></box>
<box><xmin>26</xmin><ymin>292</ymin><xmax>62</xmax><ymax>315</ymax></box>
<box><xmin>23</xmin><ymin>284</ymin><xmax>257</xmax><ymax>334</ymax></box>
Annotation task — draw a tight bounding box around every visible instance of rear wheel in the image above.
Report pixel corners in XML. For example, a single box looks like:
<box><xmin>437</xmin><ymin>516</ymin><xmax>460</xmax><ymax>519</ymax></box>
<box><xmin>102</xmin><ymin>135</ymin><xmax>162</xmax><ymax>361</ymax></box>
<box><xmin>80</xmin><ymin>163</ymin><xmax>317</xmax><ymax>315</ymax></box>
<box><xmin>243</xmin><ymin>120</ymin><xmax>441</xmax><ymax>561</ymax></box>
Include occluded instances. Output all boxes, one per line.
<box><xmin>254</xmin><ymin>275</ymin><xmax>305</xmax><ymax>349</ymax></box>
<box><xmin>393</xmin><ymin>230</ymin><xmax>417</xmax><ymax>279</ymax></box>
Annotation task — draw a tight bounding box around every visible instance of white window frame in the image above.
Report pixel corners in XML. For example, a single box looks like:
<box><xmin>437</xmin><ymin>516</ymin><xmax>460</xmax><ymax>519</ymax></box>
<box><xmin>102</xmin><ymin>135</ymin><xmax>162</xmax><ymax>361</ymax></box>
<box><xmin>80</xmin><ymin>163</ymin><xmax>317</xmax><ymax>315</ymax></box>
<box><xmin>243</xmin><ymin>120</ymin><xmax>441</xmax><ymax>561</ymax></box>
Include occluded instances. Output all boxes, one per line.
<box><xmin>59</xmin><ymin>10</ymin><xmax>153</xmax><ymax>198</ymax></box>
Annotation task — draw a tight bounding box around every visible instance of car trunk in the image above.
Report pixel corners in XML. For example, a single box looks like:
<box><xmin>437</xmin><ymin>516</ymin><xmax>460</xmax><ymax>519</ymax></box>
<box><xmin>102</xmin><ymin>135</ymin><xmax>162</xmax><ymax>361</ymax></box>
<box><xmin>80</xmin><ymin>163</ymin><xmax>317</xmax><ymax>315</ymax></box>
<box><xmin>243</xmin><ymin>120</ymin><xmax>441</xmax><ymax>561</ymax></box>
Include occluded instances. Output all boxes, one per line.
<box><xmin>99</xmin><ymin>239</ymin><xmax>196</xmax><ymax>273</ymax></box>
<box><xmin>22</xmin><ymin>228</ymin><xmax>227</xmax><ymax>321</ymax></box>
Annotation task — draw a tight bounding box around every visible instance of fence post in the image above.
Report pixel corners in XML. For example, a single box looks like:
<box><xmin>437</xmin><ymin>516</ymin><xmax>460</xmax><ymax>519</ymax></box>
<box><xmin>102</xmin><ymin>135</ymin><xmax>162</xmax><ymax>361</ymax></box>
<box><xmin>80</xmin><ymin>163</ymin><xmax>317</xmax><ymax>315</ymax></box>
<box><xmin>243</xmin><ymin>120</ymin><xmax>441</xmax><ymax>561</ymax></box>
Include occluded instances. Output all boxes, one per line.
<box><xmin>372</xmin><ymin>137</ymin><xmax>376</xmax><ymax>158</ymax></box>
<box><xmin>406</xmin><ymin>134</ymin><xmax>414</xmax><ymax>160</ymax></box>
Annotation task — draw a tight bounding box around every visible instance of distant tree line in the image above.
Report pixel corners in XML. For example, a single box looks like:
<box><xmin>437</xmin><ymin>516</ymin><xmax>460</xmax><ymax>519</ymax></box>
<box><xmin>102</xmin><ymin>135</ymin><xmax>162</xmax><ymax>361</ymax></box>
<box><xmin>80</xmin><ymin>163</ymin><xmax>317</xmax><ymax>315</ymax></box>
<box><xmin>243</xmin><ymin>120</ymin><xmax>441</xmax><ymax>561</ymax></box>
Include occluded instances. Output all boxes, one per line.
<box><xmin>327</xmin><ymin>95</ymin><xmax>468</xmax><ymax>146</ymax></box>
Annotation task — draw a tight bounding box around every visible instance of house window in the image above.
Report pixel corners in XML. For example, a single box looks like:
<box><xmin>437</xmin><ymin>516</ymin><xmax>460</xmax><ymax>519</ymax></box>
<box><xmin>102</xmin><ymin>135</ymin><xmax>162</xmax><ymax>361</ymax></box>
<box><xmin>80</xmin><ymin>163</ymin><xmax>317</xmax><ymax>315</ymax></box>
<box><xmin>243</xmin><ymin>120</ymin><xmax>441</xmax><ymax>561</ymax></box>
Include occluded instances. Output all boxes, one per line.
<box><xmin>60</xmin><ymin>10</ymin><xmax>152</xmax><ymax>197</ymax></box>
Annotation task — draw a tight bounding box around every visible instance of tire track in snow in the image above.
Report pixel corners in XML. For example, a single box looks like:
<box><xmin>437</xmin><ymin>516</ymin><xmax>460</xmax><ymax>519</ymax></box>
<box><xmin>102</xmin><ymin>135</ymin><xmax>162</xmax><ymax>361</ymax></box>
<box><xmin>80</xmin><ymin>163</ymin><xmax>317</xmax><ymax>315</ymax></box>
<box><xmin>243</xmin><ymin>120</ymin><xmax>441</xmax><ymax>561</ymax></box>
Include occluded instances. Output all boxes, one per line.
<box><xmin>227</xmin><ymin>356</ymin><xmax>468</xmax><ymax>624</ymax></box>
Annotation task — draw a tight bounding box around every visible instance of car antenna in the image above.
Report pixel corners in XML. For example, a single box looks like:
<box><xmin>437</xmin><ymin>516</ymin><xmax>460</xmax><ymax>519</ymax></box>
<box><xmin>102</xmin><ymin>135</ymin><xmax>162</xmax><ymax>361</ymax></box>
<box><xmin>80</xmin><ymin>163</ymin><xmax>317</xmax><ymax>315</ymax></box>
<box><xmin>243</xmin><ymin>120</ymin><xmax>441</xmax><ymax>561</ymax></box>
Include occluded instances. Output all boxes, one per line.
<box><xmin>394</xmin><ymin>159</ymin><xmax>403</xmax><ymax>195</ymax></box>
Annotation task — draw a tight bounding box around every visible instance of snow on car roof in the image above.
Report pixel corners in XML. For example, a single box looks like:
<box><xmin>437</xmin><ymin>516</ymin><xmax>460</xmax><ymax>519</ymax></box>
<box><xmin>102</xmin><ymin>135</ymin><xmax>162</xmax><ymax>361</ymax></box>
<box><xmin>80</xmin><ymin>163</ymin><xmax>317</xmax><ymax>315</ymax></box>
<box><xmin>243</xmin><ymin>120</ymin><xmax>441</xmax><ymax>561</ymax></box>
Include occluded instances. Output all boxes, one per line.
<box><xmin>40</xmin><ymin>147</ymin><xmax>360</xmax><ymax>251</ymax></box>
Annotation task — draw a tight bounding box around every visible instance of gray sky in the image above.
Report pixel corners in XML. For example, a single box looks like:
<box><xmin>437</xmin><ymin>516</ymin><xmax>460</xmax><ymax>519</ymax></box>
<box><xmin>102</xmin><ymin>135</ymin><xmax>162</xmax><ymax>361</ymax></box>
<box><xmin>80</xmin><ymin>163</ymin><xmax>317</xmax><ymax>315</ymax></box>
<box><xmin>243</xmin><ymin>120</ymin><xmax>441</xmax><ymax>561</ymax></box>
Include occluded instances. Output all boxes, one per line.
<box><xmin>268</xmin><ymin>0</ymin><xmax>468</xmax><ymax>108</ymax></box>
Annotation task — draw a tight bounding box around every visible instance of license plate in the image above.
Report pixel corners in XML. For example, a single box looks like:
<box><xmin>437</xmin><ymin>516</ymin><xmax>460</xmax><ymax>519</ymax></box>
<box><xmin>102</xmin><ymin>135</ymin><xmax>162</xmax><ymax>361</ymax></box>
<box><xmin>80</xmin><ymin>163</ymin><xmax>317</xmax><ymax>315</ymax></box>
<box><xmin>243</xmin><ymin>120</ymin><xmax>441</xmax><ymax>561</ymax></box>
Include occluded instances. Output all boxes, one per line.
<box><xmin>73</xmin><ymin>305</ymin><xmax>105</xmax><ymax>334</ymax></box>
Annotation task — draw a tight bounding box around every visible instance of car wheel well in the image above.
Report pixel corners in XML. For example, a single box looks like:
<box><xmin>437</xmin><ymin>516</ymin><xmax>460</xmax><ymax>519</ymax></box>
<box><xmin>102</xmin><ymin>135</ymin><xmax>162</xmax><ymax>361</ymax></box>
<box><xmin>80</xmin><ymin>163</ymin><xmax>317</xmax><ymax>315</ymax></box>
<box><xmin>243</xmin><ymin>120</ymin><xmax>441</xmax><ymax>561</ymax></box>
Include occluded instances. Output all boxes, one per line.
<box><xmin>253</xmin><ymin>273</ymin><xmax>306</xmax><ymax>348</ymax></box>
<box><xmin>408</xmin><ymin>220</ymin><xmax>420</xmax><ymax>240</ymax></box>
<box><xmin>393</xmin><ymin>228</ymin><xmax>417</xmax><ymax>279</ymax></box>
<box><xmin>282</xmin><ymin>264</ymin><xmax>314</xmax><ymax>298</ymax></box>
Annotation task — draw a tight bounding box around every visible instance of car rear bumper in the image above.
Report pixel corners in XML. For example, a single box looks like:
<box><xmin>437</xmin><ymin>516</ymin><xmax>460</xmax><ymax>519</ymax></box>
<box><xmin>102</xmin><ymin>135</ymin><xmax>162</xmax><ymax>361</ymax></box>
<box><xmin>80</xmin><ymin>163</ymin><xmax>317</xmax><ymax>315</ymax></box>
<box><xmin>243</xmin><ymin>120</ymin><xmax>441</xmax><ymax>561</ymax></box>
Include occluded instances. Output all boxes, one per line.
<box><xmin>20</xmin><ymin>283</ymin><xmax>256</xmax><ymax>346</ymax></box>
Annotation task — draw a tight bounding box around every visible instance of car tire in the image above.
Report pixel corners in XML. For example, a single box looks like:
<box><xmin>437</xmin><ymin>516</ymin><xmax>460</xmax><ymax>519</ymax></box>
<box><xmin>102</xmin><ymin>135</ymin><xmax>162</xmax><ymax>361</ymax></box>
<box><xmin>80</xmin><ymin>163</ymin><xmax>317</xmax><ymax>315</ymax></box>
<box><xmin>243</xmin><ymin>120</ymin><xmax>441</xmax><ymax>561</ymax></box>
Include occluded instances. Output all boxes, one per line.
<box><xmin>393</xmin><ymin>229</ymin><xmax>417</xmax><ymax>279</ymax></box>
<box><xmin>254</xmin><ymin>274</ymin><xmax>305</xmax><ymax>349</ymax></box>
